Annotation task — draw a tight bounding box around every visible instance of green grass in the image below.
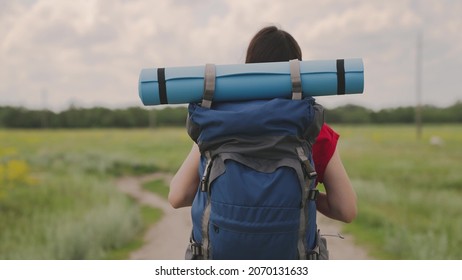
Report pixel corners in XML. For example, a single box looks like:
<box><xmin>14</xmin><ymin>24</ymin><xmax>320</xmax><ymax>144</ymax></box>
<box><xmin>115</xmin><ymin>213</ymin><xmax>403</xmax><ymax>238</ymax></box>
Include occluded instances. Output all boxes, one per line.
<box><xmin>0</xmin><ymin>172</ymin><xmax>143</xmax><ymax>259</ymax></box>
<box><xmin>142</xmin><ymin>179</ymin><xmax>170</xmax><ymax>199</ymax></box>
<box><xmin>107</xmin><ymin>178</ymin><xmax>170</xmax><ymax>259</ymax></box>
<box><xmin>105</xmin><ymin>205</ymin><xmax>163</xmax><ymax>260</ymax></box>
<box><xmin>107</xmin><ymin>178</ymin><xmax>170</xmax><ymax>260</ymax></box>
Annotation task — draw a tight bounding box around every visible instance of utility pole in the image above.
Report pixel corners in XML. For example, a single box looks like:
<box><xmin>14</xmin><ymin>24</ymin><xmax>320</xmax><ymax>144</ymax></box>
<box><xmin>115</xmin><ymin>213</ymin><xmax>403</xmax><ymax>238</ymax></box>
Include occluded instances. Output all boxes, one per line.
<box><xmin>415</xmin><ymin>32</ymin><xmax>423</xmax><ymax>140</ymax></box>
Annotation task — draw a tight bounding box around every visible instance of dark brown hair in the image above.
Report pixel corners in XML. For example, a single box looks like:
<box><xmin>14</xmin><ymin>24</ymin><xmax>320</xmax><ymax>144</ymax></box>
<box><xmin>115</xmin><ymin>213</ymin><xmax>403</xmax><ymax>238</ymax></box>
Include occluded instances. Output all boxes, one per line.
<box><xmin>245</xmin><ymin>26</ymin><xmax>302</xmax><ymax>63</ymax></box>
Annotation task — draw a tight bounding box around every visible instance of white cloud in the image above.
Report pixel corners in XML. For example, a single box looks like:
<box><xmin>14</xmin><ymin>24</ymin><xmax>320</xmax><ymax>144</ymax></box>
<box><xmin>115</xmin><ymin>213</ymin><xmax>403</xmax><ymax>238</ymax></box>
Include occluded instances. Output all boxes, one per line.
<box><xmin>0</xmin><ymin>0</ymin><xmax>461</xmax><ymax>111</ymax></box>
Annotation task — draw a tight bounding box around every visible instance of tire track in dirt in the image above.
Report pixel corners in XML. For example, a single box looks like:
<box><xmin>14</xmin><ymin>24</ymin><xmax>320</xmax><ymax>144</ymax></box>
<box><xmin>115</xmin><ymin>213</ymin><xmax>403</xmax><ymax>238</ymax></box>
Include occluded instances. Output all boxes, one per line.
<box><xmin>116</xmin><ymin>173</ymin><xmax>370</xmax><ymax>260</ymax></box>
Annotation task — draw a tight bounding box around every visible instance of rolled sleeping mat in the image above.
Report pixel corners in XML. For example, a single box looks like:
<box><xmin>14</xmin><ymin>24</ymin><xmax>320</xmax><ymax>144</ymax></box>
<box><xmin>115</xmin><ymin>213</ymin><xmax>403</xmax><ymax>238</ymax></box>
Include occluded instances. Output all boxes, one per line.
<box><xmin>138</xmin><ymin>58</ymin><xmax>364</xmax><ymax>106</ymax></box>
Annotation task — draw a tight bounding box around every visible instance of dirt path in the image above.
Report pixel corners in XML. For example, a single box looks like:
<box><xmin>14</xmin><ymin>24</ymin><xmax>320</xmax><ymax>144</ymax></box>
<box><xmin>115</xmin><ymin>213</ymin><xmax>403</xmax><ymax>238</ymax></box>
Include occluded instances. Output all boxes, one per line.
<box><xmin>116</xmin><ymin>173</ymin><xmax>370</xmax><ymax>260</ymax></box>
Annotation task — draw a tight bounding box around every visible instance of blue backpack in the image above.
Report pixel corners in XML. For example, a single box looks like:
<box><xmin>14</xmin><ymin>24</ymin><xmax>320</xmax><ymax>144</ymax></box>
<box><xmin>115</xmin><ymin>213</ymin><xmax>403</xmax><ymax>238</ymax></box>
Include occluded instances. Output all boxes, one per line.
<box><xmin>185</xmin><ymin>62</ymin><xmax>327</xmax><ymax>260</ymax></box>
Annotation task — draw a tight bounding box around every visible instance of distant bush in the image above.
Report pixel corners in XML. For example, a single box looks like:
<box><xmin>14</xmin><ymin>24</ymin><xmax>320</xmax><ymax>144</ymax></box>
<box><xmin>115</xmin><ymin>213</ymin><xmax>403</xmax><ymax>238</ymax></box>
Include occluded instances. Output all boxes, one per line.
<box><xmin>1</xmin><ymin>101</ymin><xmax>461</xmax><ymax>128</ymax></box>
<box><xmin>0</xmin><ymin>106</ymin><xmax>188</xmax><ymax>128</ymax></box>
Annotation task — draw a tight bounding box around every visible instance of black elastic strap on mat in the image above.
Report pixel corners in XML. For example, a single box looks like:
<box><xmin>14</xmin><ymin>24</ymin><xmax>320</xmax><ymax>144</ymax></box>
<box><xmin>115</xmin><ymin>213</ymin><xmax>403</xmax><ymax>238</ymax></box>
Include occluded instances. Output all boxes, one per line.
<box><xmin>157</xmin><ymin>68</ymin><xmax>168</xmax><ymax>104</ymax></box>
<box><xmin>336</xmin><ymin>59</ymin><xmax>345</xmax><ymax>95</ymax></box>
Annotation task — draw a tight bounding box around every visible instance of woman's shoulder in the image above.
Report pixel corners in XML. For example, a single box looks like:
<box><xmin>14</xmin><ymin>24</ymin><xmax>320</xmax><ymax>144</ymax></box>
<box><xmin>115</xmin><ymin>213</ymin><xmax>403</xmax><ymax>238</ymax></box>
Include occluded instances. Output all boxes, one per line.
<box><xmin>312</xmin><ymin>123</ymin><xmax>339</xmax><ymax>184</ymax></box>
<box><xmin>317</xmin><ymin>123</ymin><xmax>340</xmax><ymax>143</ymax></box>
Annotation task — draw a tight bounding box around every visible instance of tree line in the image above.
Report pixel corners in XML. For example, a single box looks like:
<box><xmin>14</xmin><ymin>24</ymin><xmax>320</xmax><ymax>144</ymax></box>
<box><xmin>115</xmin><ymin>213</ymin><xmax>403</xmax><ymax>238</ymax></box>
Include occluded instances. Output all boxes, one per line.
<box><xmin>0</xmin><ymin>102</ymin><xmax>461</xmax><ymax>128</ymax></box>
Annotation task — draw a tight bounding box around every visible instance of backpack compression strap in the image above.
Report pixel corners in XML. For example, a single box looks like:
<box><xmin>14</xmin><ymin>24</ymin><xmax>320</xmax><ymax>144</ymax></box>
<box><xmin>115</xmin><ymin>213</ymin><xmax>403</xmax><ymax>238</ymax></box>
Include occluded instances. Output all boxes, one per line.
<box><xmin>201</xmin><ymin>64</ymin><xmax>216</xmax><ymax>109</ymax></box>
<box><xmin>289</xmin><ymin>59</ymin><xmax>302</xmax><ymax>100</ymax></box>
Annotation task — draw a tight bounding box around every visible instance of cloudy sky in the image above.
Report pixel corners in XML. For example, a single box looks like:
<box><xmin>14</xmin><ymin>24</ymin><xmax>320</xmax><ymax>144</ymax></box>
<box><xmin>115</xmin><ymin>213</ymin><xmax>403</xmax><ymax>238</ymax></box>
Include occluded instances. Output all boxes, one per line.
<box><xmin>1</xmin><ymin>0</ymin><xmax>461</xmax><ymax>111</ymax></box>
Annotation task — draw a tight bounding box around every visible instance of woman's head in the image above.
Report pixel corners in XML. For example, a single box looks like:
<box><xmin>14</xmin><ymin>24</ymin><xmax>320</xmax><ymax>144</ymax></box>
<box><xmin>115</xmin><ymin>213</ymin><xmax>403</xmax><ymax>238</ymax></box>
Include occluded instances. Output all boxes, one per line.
<box><xmin>245</xmin><ymin>26</ymin><xmax>302</xmax><ymax>64</ymax></box>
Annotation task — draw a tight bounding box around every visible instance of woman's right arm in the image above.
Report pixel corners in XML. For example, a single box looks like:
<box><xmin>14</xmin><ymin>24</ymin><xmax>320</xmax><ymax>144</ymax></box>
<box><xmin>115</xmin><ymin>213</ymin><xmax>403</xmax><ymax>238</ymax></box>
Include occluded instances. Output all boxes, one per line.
<box><xmin>168</xmin><ymin>143</ymin><xmax>201</xmax><ymax>208</ymax></box>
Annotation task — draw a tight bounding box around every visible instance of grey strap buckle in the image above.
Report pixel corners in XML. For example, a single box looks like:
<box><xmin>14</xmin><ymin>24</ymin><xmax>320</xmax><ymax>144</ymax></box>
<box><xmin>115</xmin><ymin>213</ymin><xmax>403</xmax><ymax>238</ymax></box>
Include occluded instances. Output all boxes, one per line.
<box><xmin>296</xmin><ymin>147</ymin><xmax>317</xmax><ymax>179</ymax></box>
<box><xmin>307</xmin><ymin>250</ymin><xmax>320</xmax><ymax>260</ymax></box>
<box><xmin>200</xmin><ymin>151</ymin><xmax>213</xmax><ymax>192</ymax></box>
<box><xmin>190</xmin><ymin>242</ymin><xmax>203</xmax><ymax>257</ymax></box>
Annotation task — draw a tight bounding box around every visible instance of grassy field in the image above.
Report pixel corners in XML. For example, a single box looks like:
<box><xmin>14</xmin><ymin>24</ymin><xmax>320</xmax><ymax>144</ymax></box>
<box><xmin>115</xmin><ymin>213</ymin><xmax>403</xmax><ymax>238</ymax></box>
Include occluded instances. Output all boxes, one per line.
<box><xmin>333</xmin><ymin>125</ymin><xmax>462</xmax><ymax>259</ymax></box>
<box><xmin>0</xmin><ymin>128</ymin><xmax>190</xmax><ymax>259</ymax></box>
<box><xmin>1</xmin><ymin>125</ymin><xmax>461</xmax><ymax>259</ymax></box>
